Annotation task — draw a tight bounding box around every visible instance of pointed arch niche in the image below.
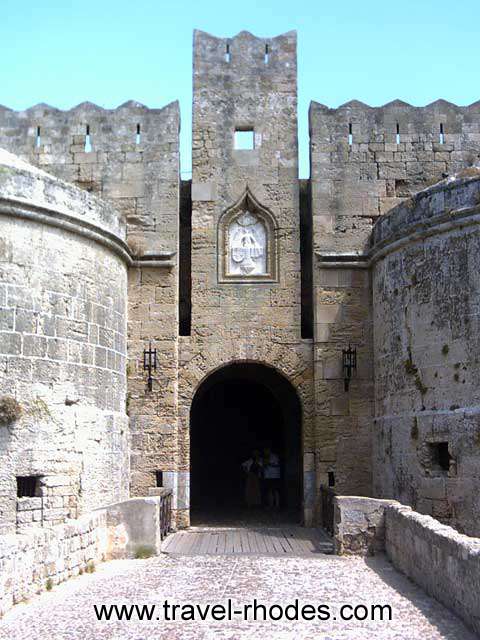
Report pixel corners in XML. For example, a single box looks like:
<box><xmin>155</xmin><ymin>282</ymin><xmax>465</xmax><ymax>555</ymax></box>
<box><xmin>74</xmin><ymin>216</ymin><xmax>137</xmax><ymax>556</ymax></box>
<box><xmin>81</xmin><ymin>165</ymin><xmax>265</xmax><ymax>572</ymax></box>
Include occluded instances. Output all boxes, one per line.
<box><xmin>218</xmin><ymin>188</ymin><xmax>278</xmax><ymax>283</ymax></box>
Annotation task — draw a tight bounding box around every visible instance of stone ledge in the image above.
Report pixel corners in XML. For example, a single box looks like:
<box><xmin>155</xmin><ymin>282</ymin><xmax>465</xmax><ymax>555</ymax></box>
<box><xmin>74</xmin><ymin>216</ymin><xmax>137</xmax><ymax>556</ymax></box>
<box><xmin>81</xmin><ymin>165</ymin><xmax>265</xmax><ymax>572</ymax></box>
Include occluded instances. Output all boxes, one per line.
<box><xmin>371</xmin><ymin>174</ymin><xmax>480</xmax><ymax>255</ymax></box>
<box><xmin>385</xmin><ymin>503</ymin><xmax>480</xmax><ymax>636</ymax></box>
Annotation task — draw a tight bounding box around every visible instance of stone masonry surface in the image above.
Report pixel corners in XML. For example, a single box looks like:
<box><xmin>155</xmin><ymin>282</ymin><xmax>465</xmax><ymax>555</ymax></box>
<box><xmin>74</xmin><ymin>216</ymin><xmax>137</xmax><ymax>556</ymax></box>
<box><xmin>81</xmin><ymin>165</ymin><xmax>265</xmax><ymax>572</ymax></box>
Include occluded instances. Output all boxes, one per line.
<box><xmin>180</xmin><ymin>30</ymin><xmax>316</xmax><ymax>527</ymax></box>
<box><xmin>0</xmin><ymin>150</ymin><xmax>129</xmax><ymax>533</ymax></box>
<box><xmin>0</xmin><ymin>510</ymin><xmax>107</xmax><ymax>618</ymax></box>
<box><xmin>385</xmin><ymin>503</ymin><xmax>480</xmax><ymax>637</ymax></box>
<box><xmin>0</xmin><ymin>101</ymin><xmax>181</xmax><ymax>524</ymax></box>
<box><xmin>310</xmin><ymin>98</ymin><xmax>480</xmax><ymax>512</ymax></box>
<box><xmin>372</xmin><ymin>174</ymin><xmax>480</xmax><ymax>535</ymax></box>
<box><xmin>1</xmin><ymin>27</ymin><xmax>480</xmax><ymax>539</ymax></box>
<box><xmin>0</xmin><ymin>551</ymin><xmax>476</xmax><ymax>639</ymax></box>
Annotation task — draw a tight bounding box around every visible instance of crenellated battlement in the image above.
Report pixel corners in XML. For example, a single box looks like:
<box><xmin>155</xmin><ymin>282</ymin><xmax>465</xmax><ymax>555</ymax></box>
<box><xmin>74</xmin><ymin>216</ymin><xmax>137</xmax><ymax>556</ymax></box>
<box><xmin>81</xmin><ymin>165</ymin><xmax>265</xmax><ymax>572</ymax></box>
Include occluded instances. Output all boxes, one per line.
<box><xmin>193</xmin><ymin>29</ymin><xmax>296</xmax><ymax>74</ymax></box>
<box><xmin>310</xmin><ymin>98</ymin><xmax>480</xmax><ymax>142</ymax></box>
<box><xmin>309</xmin><ymin>96</ymin><xmax>480</xmax><ymax>254</ymax></box>
<box><xmin>0</xmin><ymin>99</ymin><xmax>180</xmax><ymax>252</ymax></box>
<box><xmin>0</xmin><ymin>99</ymin><xmax>179</xmax><ymax>163</ymax></box>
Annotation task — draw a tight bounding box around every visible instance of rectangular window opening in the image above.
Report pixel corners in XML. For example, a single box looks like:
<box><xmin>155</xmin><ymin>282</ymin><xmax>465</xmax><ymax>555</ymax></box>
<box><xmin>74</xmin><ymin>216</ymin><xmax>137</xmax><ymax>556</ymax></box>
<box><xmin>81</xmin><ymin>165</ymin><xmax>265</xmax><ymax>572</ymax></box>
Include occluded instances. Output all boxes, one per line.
<box><xmin>328</xmin><ymin>471</ymin><xmax>335</xmax><ymax>487</ymax></box>
<box><xmin>264</xmin><ymin>43</ymin><xmax>269</xmax><ymax>64</ymax></box>
<box><xmin>440</xmin><ymin>123</ymin><xmax>445</xmax><ymax>144</ymax></box>
<box><xmin>234</xmin><ymin>129</ymin><xmax>254</xmax><ymax>150</ymax></box>
<box><xmin>155</xmin><ymin>470</ymin><xmax>163</xmax><ymax>488</ymax></box>
<box><xmin>429</xmin><ymin>442</ymin><xmax>451</xmax><ymax>473</ymax></box>
<box><xmin>225</xmin><ymin>43</ymin><xmax>231</xmax><ymax>63</ymax></box>
<box><xmin>136</xmin><ymin>123</ymin><xmax>141</xmax><ymax>145</ymax></box>
<box><xmin>396</xmin><ymin>123</ymin><xmax>400</xmax><ymax>145</ymax></box>
<box><xmin>348</xmin><ymin>123</ymin><xmax>353</xmax><ymax>146</ymax></box>
<box><xmin>36</xmin><ymin>126</ymin><xmax>41</xmax><ymax>148</ymax></box>
<box><xmin>85</xmin><ymin>124</ymin><xmax>92</xmax><ymax>152</ymax></box>
<box><xmin>17</xmin><ymin>476</ymin><xmax>42</xmax><ymax>498</ymax></box>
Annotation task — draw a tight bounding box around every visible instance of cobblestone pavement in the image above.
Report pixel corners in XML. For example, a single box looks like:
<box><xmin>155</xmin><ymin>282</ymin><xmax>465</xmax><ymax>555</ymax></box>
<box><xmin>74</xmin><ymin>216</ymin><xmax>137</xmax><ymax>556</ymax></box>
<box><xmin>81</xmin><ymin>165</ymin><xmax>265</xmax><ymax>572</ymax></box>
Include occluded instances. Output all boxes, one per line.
<box><xmin>0</xmin><ymin>552</ymin><xmax>476</xmax><ymax>639</ymax></box>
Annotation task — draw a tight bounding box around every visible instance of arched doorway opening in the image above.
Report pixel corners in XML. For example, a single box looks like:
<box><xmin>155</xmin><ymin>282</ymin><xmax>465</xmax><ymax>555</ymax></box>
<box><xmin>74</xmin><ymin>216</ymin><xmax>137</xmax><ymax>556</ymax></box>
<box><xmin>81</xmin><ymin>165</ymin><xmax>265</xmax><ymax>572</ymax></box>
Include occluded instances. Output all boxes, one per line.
<box><xmin>190</xmin><ymin>362</ymin><xmax>302</xmax><ymax>524</ymax></box>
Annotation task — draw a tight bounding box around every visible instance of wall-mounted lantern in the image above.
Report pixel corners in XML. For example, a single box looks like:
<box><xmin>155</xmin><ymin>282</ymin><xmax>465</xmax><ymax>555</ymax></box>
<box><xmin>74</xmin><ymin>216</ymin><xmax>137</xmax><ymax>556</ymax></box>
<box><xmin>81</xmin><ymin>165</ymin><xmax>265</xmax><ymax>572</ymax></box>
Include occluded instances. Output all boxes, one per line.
<box><xmin>342</xmin><ymin>345</ymin><xmax>357</xmax><ymax>392</ymax></box>
<box><xmin>143</xmin><ymin>342</ymin><xmax>157</xmax><ymax>392</ymax></box>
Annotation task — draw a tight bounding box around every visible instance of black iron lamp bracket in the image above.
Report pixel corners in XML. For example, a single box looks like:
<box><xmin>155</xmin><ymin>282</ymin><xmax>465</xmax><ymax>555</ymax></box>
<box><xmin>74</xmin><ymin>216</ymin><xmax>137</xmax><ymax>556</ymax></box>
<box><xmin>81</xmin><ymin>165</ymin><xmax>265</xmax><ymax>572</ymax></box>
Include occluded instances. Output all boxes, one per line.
<box><xmin>143</xmin><ymin>342</ymin><xmax>157</xmax><ymax>392</ymax></box>
<box><xmin>342</xmin><ymin>345</ymin><xmax>357</xmax><ymax>392</ymax></box>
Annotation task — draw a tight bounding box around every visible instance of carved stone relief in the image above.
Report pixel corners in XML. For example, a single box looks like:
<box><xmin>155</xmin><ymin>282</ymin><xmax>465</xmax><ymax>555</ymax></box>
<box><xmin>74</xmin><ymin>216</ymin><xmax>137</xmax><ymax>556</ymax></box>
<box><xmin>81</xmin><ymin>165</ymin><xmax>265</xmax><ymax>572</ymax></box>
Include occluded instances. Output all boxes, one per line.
<box><xmin>228</xmin><ymin>211</ymin><xmax>267</xmax><ymax>276</ymax></box>
<box><xmin>218</xmin><ymin>189</ymin><xmax>278</xmax><ymax>283</ymax></box>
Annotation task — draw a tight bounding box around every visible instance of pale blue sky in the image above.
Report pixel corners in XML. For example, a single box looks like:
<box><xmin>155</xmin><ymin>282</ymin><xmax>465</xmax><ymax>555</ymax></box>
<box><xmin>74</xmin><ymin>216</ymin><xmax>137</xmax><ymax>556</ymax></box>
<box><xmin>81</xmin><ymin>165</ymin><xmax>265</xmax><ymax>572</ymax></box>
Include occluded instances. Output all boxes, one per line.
<box><xmin>1</xmin><ymin>0</ymin><xmax>479</xmax><ymax>177</ymax></box>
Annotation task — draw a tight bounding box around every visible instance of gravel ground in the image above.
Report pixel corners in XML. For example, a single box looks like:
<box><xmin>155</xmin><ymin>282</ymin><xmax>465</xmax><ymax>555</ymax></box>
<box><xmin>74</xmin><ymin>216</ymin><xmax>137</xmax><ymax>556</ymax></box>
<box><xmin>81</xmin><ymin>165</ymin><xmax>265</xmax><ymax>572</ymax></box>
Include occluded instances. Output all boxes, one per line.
<box><xmin>0</xmin><ymin>552</ymin><xmax>476</xmax><ymax>639</ymax></box>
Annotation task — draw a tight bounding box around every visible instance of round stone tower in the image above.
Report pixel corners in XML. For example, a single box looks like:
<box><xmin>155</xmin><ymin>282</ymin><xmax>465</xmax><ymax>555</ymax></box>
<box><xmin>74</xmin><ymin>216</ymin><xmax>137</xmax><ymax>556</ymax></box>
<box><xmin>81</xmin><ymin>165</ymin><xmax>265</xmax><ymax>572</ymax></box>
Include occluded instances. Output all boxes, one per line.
<box><xmin>0</xmin><ymin>149</ymin><xmax>129</xmax><ymax>533</ymax></box>
<box><xmin>371</xmin><ymin>170</ymin><xmax>480</xmax><ymax>536</ymax></box>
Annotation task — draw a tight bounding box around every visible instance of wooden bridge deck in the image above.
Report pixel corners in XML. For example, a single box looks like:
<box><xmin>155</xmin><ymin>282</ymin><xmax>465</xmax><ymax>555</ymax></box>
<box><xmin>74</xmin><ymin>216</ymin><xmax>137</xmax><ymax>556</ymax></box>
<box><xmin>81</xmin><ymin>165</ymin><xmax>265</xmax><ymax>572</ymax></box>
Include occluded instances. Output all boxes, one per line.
<box><xmin>161</xmin><ymin>526</ymin><xmax>333</xmax><ymax>556</ymax></box>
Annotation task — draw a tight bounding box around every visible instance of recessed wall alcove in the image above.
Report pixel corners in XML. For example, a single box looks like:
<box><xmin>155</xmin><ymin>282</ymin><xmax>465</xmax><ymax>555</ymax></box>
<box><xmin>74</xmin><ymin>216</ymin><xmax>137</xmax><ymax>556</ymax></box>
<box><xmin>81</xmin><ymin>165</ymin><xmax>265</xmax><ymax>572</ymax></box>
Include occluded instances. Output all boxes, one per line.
<box><xmin>218</xmin><ymin>188</ymin><xmax>278</xmax><ymax>283</ymax></box>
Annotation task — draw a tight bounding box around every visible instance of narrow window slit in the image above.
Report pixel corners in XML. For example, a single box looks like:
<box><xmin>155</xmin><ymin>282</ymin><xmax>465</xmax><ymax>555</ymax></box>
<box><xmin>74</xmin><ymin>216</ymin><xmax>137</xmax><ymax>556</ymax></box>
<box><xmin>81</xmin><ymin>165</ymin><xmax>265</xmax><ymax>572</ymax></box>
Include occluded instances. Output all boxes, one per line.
<box><xmin>348</xmin><ymin>123</ymin><xmax>353</xmax><ymax>146</ymax></box>
<box><xmin>84</xmin><ymin>124</ymin><xmax>92</xmax><ymax>152</ymax></box>
<box><xmin>155</xmin><ymin>470</ymin><xmax>163</xmax><ymax>487</ymax></box>
<box><xmin>396</xmin><ymin>123</ymin><xmax>400</xmax><ymax>145</ymax></box>
<box><xmin>36</xmin><ymin>126</ymin><xmax>41</xmax><ymax>148</ymax></box>
<box><xmin>299</xmin><ymin>179</ymin><xmax>313</xmax><ymax>339</ymax></box>
<box><xmin>136</xmin><ymin>123</ymin><xmax>141</xmax><ymax>145</ymax></box>
<box><xmin>264</xmin><ymin>44</ymin><xmax>269</xmax><ymax>64</ymax></box>
<box><xmin>179</xmin><ymin>180</ymin><xmax>192</xmax><ymax>336</ymax></box>
<box><xmin>439</xmin><ymin>123</ymin><xmax>445</xmax><ymax>144</ymax></box>
<box><xmin>225</xmin><ymin>43</ymin><xmax>231</xmax><ymax>63</ymax></box>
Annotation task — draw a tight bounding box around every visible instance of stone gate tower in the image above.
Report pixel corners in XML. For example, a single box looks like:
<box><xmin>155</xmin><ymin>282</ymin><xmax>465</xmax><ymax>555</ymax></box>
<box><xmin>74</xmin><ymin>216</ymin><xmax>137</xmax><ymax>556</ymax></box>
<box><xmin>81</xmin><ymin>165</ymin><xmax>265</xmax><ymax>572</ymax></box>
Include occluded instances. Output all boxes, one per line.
<box><xmin>176</xmin><ymin>30</ymin><xmax>315</xmax><ymax>527</ymax></box>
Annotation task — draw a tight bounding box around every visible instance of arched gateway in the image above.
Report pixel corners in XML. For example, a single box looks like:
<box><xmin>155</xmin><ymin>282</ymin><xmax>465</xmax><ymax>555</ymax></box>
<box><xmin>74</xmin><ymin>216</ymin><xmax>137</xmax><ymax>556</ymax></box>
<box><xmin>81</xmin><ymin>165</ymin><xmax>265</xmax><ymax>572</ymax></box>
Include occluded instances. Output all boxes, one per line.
<box><xmin>190</xmin><ymin>362</ymin><xmax>302</xmax><ymax>524</ymax></box>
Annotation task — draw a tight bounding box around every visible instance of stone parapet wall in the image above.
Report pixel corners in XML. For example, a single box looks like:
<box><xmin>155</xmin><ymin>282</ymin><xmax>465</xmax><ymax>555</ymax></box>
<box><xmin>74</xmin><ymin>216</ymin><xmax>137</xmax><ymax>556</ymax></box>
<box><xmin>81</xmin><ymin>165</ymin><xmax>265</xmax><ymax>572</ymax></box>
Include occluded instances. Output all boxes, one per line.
<box><xmin>0</xmin><ymin>510</ymin><xmax>107</xmax><ymax>617</ymax></box>
<box><xmin>371</xmin><ymin>171</ymin><xmax>480</xmax><ymax>250</ymax></box>
<box><xmin>334</xmin><ymin>496</ymin><xmax>480</xmax><ymax>635</ymax></box>
<box><xmin>0</xmin><ymin>149</ymin><xmax>126</xmax><ymax>240</ymax></box>
<box><xmin>386</xmin><ymin>504</ymin><xmax>480</xmax><ymax>636</ymax></box>
<box><xmin>0</xmin><ymin>494</ymin><xmax>171</xmax><ymax>618</ymax></box>
<box><xmin>102</xmin><ymin>495</ymin><xmax>166</xmax><ymax>559</ymax></box>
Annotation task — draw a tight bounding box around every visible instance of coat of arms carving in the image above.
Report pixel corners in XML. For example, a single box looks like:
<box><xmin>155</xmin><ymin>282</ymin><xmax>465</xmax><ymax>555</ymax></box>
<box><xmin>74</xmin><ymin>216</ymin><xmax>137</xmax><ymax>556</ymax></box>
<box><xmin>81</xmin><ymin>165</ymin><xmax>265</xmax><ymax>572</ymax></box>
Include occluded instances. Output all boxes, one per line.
<box><xmin>218</xmin><ymin>189</ymin><xmax>278</xmax><ymax>283</ymax></box>
<box><xmin>229</xmin><ymin>211</ymin><xmax>267</xmax><ymax>275</ymax></box>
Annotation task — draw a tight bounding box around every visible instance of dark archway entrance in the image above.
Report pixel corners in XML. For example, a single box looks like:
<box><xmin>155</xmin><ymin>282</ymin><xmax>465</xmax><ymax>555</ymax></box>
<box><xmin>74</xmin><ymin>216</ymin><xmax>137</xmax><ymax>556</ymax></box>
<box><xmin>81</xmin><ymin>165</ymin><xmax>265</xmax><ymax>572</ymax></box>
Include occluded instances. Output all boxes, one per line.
<box><xmin>190</xmin><ymin>362</ymin><xmax>302</xmax><ymax>524</ymax></box>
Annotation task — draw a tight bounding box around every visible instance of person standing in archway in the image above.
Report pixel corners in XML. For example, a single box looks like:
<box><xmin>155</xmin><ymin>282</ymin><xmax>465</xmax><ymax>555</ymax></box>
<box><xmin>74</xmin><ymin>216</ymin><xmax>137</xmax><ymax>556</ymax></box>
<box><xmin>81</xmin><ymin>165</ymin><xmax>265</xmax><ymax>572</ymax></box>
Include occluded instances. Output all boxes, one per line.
<box><xmin>263</xmin><ymin>446</ymin><xmax>281</xmax><ymax>509</ymax></box>
<box><xmin>241</xmin><ymin>450</ymin><xmax>263</xmax><ymax>508</ymax></box>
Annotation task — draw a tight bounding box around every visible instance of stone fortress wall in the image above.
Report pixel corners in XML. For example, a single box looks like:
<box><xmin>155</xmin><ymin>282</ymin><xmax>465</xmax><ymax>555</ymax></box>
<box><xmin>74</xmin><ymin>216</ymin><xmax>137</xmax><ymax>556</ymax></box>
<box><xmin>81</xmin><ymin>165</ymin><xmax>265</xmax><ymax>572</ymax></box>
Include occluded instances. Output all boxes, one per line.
<box><xmin>0</xmin><ymin>30</ymin><xmax>479</xmax><ymax>535</ymax></box>
<box><xmin>0</xmin><ymin>150</ymin><xmax>129</xmax><ymax>533</ymax></box>
<box><xmin>371</xmin><ymin>173</ymin><xmax>480</xmax><ymax>536</ymax></box>
<box><xmin>309</xmin><ymin>99</ymin><xmax>480</xmax><ymax>520</ymax></box>
<box><xmin>0</xmin><ymin>101</ymin><xmax>181</xmax><ymax>523</ymax></box>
